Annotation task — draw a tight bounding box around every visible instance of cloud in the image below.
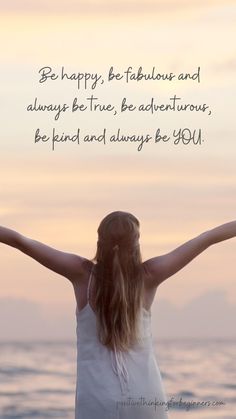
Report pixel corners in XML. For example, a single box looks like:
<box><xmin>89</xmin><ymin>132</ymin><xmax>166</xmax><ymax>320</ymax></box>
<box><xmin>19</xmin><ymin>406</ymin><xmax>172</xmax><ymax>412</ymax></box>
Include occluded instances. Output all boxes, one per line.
<box><xmin>0</xmin><ymin>290</ymin><xmax>235</xmax><ymax>341</ymax></box>
<box><xmin>0</xmin><ymin>153</ymin><xmax>235</xmax><ymax>223</ymax></box>
<box><xmin>212</xmin><ymin>57</ymin><xmax>236</xmax><ymax>74</ymax></box>
<box><xmin>0</xmin><ymin>297</ymin><xmax>75</xmax><ymax>341</ymax></box>
<box><xmin>152</xmin><ymin>290</ymin><xmax>236</xmax><ymax>339</ymax></box>
<box><xmin>0</xmin><ymin>0</ymin><xmax>233</xmax><ymax>16</ymax></box>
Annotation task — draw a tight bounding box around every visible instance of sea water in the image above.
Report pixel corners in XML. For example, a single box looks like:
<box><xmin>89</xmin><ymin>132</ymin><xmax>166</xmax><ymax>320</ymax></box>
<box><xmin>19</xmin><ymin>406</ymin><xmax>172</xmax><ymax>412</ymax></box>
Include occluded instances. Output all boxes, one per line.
<box><xmin>0</xmin><ymin>339</ymin><xmax>235</xmax><ymax>418</ymax></box>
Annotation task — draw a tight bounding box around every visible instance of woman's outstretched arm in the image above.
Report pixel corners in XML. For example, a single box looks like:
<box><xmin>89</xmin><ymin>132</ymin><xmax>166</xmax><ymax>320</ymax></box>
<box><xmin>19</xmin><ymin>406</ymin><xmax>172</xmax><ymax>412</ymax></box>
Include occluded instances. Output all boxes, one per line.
<box><xmin>0</xmin><ymin>225</ymin><xmax>86</xmax><ymax>282</ymax></box>
<box><xmin>144</xmin><ymin>220</ymin><xmax>236</xmax><ymax>287</ymax></box>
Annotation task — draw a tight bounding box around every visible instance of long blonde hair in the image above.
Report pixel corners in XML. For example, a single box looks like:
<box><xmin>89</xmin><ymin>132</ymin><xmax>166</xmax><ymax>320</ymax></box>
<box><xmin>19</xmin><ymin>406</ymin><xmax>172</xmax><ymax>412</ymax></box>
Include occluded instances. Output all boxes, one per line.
<box><xmin>91</xmin><ymin>211</ymin><xmax>145</xmax><ymax>352</ymax></box>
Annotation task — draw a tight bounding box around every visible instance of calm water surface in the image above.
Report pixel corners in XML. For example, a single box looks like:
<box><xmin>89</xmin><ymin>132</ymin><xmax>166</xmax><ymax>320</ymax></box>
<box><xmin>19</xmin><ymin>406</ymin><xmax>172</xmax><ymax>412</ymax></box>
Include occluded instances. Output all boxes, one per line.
<box><xmin>0</xmin><ymin>339</ymin><xmax>235</xmax><ymax>418</ymax></box>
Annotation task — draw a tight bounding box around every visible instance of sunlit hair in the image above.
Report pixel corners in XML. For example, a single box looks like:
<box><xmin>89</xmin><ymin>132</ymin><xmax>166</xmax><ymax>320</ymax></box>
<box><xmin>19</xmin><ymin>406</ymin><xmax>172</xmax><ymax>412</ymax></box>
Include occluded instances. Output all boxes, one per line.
<box><xmin>91</xmin><ymin>210</ymin><xmax>145</xmax><ymax>352</ymax></box>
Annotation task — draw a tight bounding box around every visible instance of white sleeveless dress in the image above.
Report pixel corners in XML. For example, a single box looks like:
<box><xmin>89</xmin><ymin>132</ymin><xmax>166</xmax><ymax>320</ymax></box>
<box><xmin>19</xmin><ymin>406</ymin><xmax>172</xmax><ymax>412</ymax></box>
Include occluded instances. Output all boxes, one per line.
<box><xmin>74</xmin><ymin>264</ymin><xmax>169</xmax><ymax>419</ymax></box>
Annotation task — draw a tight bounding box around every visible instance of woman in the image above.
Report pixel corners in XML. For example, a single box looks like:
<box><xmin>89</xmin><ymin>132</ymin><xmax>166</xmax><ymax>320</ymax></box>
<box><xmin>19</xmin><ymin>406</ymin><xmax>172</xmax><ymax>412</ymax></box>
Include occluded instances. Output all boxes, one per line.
<box><xmin>0</xmin><ymin>211</ymin><xmax>235</xmax><ymax>419</ymax></box>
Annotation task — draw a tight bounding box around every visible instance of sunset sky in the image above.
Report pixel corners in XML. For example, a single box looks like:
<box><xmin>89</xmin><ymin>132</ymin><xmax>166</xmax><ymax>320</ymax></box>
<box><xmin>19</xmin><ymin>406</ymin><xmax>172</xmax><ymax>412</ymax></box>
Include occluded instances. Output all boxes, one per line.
<box><xmin>0</xmin><ymin>0</ymin><xmax>235</xmax><ymax>330</ymax></box>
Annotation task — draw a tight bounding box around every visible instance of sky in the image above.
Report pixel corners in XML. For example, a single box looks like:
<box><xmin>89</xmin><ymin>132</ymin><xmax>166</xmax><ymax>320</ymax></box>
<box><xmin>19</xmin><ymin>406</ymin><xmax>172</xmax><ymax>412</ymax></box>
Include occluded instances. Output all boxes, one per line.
<box><xmin>1</xmin><ymin>289</ymin><xmax>236</xmax><ymax>341</ymax></box>
<box><xmin>0</xmin><ymin>0</ymin><xmax>236</xmax><ymax>338</ymax></box>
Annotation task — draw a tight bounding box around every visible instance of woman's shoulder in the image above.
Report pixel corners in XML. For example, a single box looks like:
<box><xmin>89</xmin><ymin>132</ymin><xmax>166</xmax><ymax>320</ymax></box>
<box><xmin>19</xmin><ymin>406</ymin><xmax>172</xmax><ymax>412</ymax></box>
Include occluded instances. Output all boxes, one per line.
<box><xmin>81</xmin><ymin>259</ymin><xmax>95</xmax><ymax>273</ymax></box>
<box><xmin>141</xmin><ymin>259</ymin><xmax>160</xmax><ymax>289</ymax></box>
<box><xmin>83</xmin><ymin>259</ymin><xmax>150</xmax><ymax>272</ymax></box>
<box><xmin>79</xmin><ymin>259</ymin><xmax>154</xmax><ymax>283</ymax></box>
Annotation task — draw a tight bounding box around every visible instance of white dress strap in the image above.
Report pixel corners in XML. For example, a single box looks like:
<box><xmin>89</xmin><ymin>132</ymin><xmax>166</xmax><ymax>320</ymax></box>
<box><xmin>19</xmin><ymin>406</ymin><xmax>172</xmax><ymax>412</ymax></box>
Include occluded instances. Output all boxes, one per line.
<box><xmin>87</xmin><ymin>264</ymin><xmax>94</xmax><ymax>303</ymax></box>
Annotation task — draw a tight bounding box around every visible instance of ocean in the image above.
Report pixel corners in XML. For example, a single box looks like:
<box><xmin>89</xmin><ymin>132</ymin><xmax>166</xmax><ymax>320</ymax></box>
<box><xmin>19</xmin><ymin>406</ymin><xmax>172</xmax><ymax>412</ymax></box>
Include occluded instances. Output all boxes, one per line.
<box><xmin>0</xmin><ymin>339</ymin><xmax>235</xmax><ymax>418</ymax></box>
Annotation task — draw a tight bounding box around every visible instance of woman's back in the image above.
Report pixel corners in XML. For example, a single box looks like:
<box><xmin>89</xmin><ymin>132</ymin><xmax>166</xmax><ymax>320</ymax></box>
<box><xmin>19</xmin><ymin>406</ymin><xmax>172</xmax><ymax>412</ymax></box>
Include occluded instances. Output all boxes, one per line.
<box><xmin>73</xmin><ymin>263</ymin><xmax>169</xmax><ymax>419</ymax></box>
<box><xmin>1</xmin><ymin>211</ymin><xmax>235</xmax><ymax>418</ymax></box>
